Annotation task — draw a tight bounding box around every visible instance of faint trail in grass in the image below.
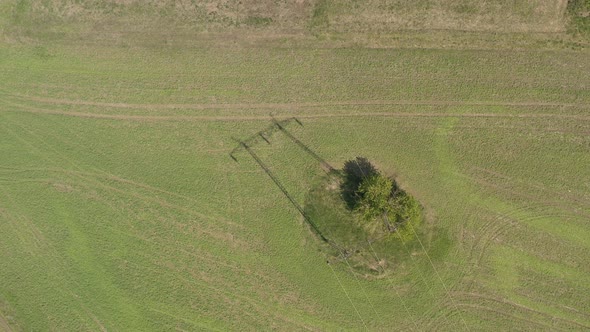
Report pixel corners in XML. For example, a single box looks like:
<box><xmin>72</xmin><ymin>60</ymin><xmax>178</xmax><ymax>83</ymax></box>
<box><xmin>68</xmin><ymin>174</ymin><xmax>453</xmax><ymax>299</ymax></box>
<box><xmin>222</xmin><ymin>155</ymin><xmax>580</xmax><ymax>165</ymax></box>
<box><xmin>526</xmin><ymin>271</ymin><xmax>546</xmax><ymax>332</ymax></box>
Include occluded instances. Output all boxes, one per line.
<box><xmin>391</xmin><ymin>228</ymin><xmax>454</xmax><ymax>328</ymax></box>
<box><xmin>455</xmin><ymin>302</ymin><xmax>562</xmax><ymax>331</ymax></box>
<box><xmin>149</xmin><ymin>308</ymin><xmax>223</xmax><ymax>332</ymax></box>
<box><xmin>327</xmin><ymin>262</ymin><xmax>369</xmax><ymax>330</ymax></box>
<box><xmin>341</xmin><ymin>256</ymin><xmax>381</xmax><ymax>318</ymax></box>
<box><xmin>19</xmin><ymin>110</ymin><xmax>239</xmax><ymax>227</ymax></box>
<box><xmin>0</xmin><ymin>176</ymin><xmax>136</xmax><ymax>330</ymax></box>
<box><xmin>4</xmin><ymin>112</ymin><xmax>242</xmax><ymax>230</ymax></box>
<box><xmin>3</xmin><ymin>97</ymin><xmax>590</xmax><ymax>122</ymax></box>
<box><xmin>466</xmin><ymin>168</ymin><xmax>590</xmax><ymax>219</ymax></box>
<box><xmin>407</xmin><ymin>222</ymin><xmax>469</xmax><ymax>331</ymax></box>
<box><xmin>8</xmin><ymin>92</ymin><xmax>590</xmax><ymax>110</ymax></box>
<box><xmin>1</xmin><ymin>117</ymin><xmax>320</xmax><ymax>327</ymax></box>
<box><xmin>430</xmin><ymin>116</ymin><xmax>588</xmax><ymax>327</ymax></box>
<box><xmin>366</xmin><ymin>241</ymin><xmax>420</xmax><ymax>331</ymax></box>
<box><xmin>453</xmin><ymin>291</ymin><xmax>590</xmax><ymax>330</ymax></box>
<box><xmin>0</xmin><ymin>314</ymin><xmax>14</xmax><ymax>332</ymax></box>
<box><xmin>137</xmin><ymin>253</ymin><xmax>319</xmax><ymax>331</ymax></box>
<box><xmin>1</xmin><ymin>116</ymin><xmax>246</xmax><ymax>250</ymax></box>
<box><xmin>0</xmin><ymin>183</ymin><xmax>47</xmax><ymax>254</ymax></box>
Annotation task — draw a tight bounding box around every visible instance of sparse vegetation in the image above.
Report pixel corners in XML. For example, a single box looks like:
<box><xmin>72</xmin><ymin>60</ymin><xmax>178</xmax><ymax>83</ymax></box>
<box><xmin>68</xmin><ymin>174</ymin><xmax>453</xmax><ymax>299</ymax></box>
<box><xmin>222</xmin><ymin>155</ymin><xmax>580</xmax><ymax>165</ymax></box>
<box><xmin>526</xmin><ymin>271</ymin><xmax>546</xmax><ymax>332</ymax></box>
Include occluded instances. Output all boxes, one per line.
<box><xmin>309</xmin><ymin>0</ymin><xmax>329</xmax><ymax>32</ymax></box>
<box><xmin>568</xmin><ymin>0</ymin><xmax>590</xmax><ymax>36</ymax></box>
<box><xmin>243</xmin><ymin>16</ymin><xmax>273</xmax><ymax>27</ymax></box>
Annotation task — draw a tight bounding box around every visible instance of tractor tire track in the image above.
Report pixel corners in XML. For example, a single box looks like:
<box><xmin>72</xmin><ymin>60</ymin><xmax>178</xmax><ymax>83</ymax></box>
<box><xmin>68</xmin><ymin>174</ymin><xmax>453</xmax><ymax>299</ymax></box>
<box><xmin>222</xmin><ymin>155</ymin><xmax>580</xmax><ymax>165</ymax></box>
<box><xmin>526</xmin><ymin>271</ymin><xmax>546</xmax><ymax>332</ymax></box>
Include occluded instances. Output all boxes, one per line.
<box><xmin>3</xmin><ymin>96</ymin><xmax>590</xmax><ymax>122</ymax></box>
<box><xmin>6</xmin><ymin>92</ymin><xmax>590</xmax><ymax>110</ymax></box>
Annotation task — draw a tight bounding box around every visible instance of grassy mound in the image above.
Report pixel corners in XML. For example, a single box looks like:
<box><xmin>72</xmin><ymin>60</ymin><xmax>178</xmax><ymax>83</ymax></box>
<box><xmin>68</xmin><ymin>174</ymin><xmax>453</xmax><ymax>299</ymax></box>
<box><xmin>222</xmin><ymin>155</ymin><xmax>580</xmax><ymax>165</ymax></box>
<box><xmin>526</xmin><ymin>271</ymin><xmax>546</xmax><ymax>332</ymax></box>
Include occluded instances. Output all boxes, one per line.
<box><xmin>304</xmin><ymin>168</ymin><xmax>427</xmax><ymax>277</ymax></box>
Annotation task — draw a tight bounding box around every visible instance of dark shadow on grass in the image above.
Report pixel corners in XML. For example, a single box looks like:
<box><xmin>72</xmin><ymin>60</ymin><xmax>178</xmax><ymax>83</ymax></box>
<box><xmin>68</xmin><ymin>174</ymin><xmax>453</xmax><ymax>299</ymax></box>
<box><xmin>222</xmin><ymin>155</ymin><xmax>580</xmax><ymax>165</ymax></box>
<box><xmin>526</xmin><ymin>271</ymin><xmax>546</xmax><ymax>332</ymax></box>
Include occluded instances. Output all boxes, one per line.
<box><xmin>274</xmin><ymin>118</ymin><xmax>334</xmax><ymax>173</ymax></box>
<box><xmin>340</xmin><ymin>157</ymin><xmax>378</xmax><ymax>209</ymax></box>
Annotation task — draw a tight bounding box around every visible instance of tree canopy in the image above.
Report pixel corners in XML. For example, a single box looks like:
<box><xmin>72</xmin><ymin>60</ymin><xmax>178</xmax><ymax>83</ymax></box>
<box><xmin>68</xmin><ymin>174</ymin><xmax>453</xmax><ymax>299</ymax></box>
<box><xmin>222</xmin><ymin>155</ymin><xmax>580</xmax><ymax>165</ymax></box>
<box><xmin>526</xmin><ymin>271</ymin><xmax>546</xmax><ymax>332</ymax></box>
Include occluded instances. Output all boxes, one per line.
<box><xmin>340</xmin><ymin>157</ymin><xmax>423</xmax><ymax>236</ymax></box>
<box><xmin>355</xmin><ymin>173</ymin><xmax>394</xmax><ymax>220</ymax></box>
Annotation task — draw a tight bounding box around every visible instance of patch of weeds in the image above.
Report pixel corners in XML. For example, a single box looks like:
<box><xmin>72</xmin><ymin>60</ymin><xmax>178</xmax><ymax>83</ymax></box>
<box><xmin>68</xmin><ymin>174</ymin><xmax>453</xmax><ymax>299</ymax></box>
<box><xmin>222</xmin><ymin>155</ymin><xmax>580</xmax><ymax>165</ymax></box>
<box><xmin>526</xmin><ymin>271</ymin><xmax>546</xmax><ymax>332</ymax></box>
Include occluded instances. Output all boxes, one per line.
<box><xmin>308</xmin><ymin>0</ymin><xmax>329</xmax><ymax>33</ymax></box>
<box><xmin>243</xmin><ymin>16</ymin><xmax>273</xmax><ymax>27</ymax></box>
<box><xmin>567</xmin><ymin>0</ymin><xmax>590</xmax><ymax>37</ymax></box>
<box><xmin>12</xmin><ymin>0</ymin><xmax>29</xmax><ymax>25</ymax></box>
<box><xmin>453</xmin><ymin>3</ymin><xmax>477</xmax><ymax>15</ymax></box>
<box><xmin>33</xmin><ymin>46</ymin><xmax>52</xmax><ymax>60</ymax></box>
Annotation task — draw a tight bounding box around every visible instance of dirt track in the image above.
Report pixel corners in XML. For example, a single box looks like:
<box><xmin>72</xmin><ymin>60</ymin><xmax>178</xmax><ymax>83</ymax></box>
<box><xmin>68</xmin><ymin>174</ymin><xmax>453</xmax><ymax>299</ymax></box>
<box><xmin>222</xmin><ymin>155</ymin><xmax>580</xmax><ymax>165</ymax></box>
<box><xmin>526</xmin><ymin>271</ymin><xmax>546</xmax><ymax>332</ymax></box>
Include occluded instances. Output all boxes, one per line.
<box><xmin>10</xmin><ymin>93</ymin><xmax>590</xmax><ymax>110</ymax></box>
<box><xmin>3</xmin><ymin>99</ymin><xmax>590</xmax><ymax>122</ymax></box>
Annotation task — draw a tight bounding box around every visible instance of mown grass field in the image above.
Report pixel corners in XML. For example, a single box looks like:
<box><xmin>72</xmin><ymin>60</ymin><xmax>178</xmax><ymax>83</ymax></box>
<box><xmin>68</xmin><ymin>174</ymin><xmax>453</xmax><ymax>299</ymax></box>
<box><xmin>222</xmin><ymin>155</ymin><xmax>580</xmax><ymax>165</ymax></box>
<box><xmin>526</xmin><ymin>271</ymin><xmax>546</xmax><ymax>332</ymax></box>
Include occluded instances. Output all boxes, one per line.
<box><xmin>1</xmin><ymin>1</ymin><xmax>590</xmax><ymax>331</ymax></box>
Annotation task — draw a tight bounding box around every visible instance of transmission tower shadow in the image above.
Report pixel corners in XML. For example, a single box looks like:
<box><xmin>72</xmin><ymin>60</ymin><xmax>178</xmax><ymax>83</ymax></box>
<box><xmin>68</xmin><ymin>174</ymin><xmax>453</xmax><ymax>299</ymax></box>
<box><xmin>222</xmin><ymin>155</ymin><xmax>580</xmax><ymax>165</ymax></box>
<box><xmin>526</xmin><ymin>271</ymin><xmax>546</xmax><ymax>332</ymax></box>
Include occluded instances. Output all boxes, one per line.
<box><xmin>270</xmin><ymin>117</ymin><xmax>335</xmax><ymax>173</ymax></box>
<box><xmin>229</xmin><ymin>116</ymin><xmax>347</xmax><ymax>250</ymax></box>
<box><xmin>230</xmin><ymin>116</ymin><xmax>334</xmax><ymax>172</ymax></box>
<box><xmin>230</xmin><ymin>138</ymin><xmax>329</xmax><ymax>243</ymax></box>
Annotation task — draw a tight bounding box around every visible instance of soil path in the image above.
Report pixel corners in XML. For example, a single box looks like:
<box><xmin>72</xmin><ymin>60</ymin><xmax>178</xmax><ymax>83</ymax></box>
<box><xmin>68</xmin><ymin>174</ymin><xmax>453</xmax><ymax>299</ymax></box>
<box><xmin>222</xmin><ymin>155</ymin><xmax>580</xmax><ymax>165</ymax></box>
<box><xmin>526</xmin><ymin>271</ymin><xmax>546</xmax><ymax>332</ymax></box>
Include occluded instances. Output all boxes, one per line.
<box><xmin>5</xmin><ymin>106</ymin><xmax>590</xmax><ymax>122</ymax></box>
<box><xmin>9</xmin><ymin>93</ymin><xmax>590</xmax><ymax>110</ymax></box>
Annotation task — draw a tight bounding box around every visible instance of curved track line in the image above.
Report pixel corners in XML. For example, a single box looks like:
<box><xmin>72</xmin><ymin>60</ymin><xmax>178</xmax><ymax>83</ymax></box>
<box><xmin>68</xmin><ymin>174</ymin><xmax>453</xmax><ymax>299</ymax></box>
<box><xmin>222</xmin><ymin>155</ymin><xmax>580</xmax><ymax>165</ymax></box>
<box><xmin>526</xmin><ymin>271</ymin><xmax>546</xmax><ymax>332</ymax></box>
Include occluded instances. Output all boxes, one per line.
<box><xmin>407</xmin><ymin>223</ymin><xmax>470</xmax><ymax>330</ymax></box>
<box><xmin>366</xmin><ymin>242</ymin><xmax>420</xmax><ymax>331</ymax></box>
<box><xmin>455</xmin><ymin>303</ymin><xmax>565</xmax><ymax>331</ymax></box>
<box><xmin>454</xmin><ymin>291</ymin><xmax>590</xmax><ymax>330</ymax></box>
<box><xmin>142</xmin><ymin>256</ymin><xmax>318</xmax><ymax>331</ymax></box>
<box><xmin>2</xmin><ymin>109</ymin><xmax>243</xmax><ymax>230</ymax></box>
<box><xmin>29</xmin><ymin>110</ymin><xmax>241</xmax><ymax>223</ymax></box>
<box><xmin>2</xmin><ymin>119</ymin><xmax>315</xmax><ymax>330</ymax></box>
<box><xmin>1</xmin><ymin>117</ymin><xmax>247</xmax><ymax>249</ymax></box>
<box><xmin>327</xmin><ymin>263</ymin><xmax>369</xmax><ymax>330</ymax></box>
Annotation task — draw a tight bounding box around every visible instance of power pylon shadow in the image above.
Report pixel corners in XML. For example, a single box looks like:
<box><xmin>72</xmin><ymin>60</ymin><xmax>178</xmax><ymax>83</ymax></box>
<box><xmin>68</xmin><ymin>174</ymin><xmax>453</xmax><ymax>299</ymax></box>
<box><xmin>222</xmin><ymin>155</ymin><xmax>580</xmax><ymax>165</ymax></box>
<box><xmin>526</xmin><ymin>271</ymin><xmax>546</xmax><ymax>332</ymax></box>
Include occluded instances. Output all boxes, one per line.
<box><xmin>229</xmin><ymin>117</ymin><xmax>333</xmax><ymax>243</ymax></box>
<box><xmin>270</xmin><ymin>117</ymin><xmax>334</xmax><ymax>173</ymax></box>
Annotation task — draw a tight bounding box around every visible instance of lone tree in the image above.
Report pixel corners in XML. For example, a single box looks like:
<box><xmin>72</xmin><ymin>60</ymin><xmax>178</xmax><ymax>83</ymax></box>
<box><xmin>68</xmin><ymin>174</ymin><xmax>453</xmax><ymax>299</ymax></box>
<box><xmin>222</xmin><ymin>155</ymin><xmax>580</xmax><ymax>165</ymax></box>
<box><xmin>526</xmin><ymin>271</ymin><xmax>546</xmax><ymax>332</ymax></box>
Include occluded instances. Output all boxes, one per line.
<box><xmin>340</xmin><ymin>157</ymin><xmax>423</xmax><ymax>234</ymax></box>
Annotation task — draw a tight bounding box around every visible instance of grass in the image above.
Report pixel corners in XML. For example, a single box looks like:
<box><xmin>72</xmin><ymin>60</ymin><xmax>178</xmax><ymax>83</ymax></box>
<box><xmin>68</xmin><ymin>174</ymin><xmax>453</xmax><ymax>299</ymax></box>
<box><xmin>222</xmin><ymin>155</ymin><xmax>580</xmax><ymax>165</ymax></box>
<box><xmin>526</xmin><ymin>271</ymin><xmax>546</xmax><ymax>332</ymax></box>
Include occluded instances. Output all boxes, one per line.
<box><xmin>1</xmin><ymin>1</ymin><xmax>590</xmax><ymax>331</ymax></box>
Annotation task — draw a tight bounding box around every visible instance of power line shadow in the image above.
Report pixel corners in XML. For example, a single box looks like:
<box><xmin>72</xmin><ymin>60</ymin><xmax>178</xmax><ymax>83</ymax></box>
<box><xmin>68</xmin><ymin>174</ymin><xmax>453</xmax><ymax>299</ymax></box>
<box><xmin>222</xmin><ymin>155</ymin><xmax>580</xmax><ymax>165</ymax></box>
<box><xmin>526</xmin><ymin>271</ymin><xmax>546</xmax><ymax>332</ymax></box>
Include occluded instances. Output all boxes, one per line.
<box><xmin>233</xmin><ymin>139</ymin><xmax>329</xmax><ymax>243</ymax></box>
<box><xmin>229</xmin><ymin>117</ymin><xmax>344</xmax><ymax>250</ymax></box>
<box><xmin>271</xmin><ymin>117</ymin><xmax>335</xmax><ymax>173</ymax></box>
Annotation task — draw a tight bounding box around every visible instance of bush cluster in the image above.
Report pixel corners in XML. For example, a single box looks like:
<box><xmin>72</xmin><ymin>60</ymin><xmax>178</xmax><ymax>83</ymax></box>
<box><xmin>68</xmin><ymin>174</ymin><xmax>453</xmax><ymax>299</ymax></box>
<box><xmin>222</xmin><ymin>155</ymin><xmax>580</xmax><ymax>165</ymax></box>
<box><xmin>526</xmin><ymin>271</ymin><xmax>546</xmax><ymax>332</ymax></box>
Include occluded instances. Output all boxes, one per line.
<box><xmin>341</xmin><ymin>157</ymin><xmax>422</xmax><ymax>233</ymax></box>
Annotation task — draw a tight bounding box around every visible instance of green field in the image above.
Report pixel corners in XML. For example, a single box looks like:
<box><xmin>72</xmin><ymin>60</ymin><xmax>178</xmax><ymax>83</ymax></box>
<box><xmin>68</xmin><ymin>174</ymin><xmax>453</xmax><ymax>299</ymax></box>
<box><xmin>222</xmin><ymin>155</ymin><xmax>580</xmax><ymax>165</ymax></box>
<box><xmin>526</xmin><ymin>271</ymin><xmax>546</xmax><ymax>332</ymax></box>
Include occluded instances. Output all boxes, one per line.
<box><xmin>1</xmin><ymin>1</ymin><xmax>590</xmax><ymax>331</ymax></box>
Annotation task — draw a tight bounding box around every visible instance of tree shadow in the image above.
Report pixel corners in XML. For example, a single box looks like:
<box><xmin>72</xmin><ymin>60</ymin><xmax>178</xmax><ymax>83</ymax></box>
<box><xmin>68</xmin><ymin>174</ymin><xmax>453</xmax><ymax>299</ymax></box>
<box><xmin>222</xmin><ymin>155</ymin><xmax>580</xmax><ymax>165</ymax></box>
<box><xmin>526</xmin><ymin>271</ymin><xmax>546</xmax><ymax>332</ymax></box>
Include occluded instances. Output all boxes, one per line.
<box><xmin>340</xmin><ymin>157</ymin><xmax>378</xmax><ymax>209</ymax></box>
